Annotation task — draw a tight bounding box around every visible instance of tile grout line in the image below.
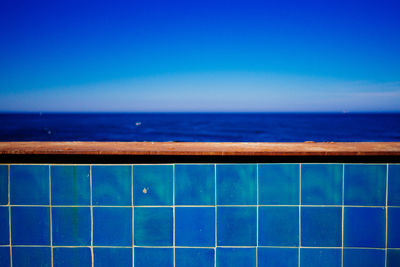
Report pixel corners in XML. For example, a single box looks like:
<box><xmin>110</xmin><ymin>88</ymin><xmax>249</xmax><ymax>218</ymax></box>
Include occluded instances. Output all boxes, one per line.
<box><xmin>385</xmin><ymin>164</ymin><xmax>389</xmax><ymax>267</ymax></box>
<box><xmin>341</xmin><ymin>164</ymin><xmax>345</xmax><ymax>267</ymax></box>
<box><xmin>256</xmin><ymin>164</ymin><xmax>259</xmax><ymax>267</ymax></box>
<box><xmin>298</xmin><ymin>164</ymin><xmax>301</xmax><ymax>267</ymax></box>
<box><xmin>90</xmin><ymin>165</ymin><xmax>94</xmax><ymax>267</ymax></box>
<box><xmin>49</xmin><ymin>165</ymin><xmax>53</xmax><ymax>267</ymax></box>
<box><xmin>8</xmin><ymin>165</ymin><xmax>12</xmax><ymax>267</ymax></box>
<box><xmin>214</xmin><ymin>164</ymin><xmax>217</xmax><ymax>267</ymax></box>
<box><xmin>132</xmin><ymin>166</ymin><xmax>135</xmax><ymax>265</ymax></box>
<box><xmin>173</xmin><ymin>164</ymin><xmax>175</xmax><ymax>267</ymax></box>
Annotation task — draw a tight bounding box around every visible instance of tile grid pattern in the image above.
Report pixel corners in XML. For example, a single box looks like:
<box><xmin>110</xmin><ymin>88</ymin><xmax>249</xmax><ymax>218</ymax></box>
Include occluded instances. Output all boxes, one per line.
<box><xmin>1</xmin><ymin>163</ymin><xmax>400</xmax><ymax>267</ymax></box>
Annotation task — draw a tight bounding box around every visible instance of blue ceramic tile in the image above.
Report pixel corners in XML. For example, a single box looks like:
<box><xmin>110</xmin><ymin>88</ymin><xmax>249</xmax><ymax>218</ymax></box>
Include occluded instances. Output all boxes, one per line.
<box><xmin>135</xmin><ymin>248</ymin><xmax>173</xmax><ymax>267</ymax></box>
<box><xmin>51</xmin><ymin>165</ymin><xmax>90</xmax><ymax>205</ymax></box>
<box><xmin>217</xmin><ymin>207</ymin><xmax>256</xmax><ymax>246</ymax></box>
<box><xmin>302</xmin><ymin>164</ymin><xmax>342</xmax><ymax>205</ymax></box>
<box><xmin>343</xmin><ymin>249</ymin><xmax>385</xmax><ymax>267</ymax></box>
<box><xmin>301</xmin><ymin>207</ymin><xmax>341</xmax><ymax>247</ymax></box>
<box><xmin>0</xmin><ymin>247</ymin><xmax>10</xmax><ymax>266</ymax></box>
<box><xmin>175</xmin><ymin>207</ymin><xmax>214</xmax><ymax>247</ymax></box>
<box><xmin>344</xmin><ymin>164</ymin><xmax>386</xmax><ymax>206</ymax></box>
<box><xmin>54</xmin><ymin>247</ymin><xmax>92</xmax><ymax>267</ymax></box>
<box><xmin>258</xmin><ymin>247</ymin><xmax>298</xmax><ymax>267</ymax></box>
<box><xmin>12</xmin><ymin>247</ymin><xmax>51</xmax><ymax>267</ymax></box>
<box><xmin>344</xmin><ymin>207</ymin><xmax>385</xmax><ymax>248</ymax></box>
<box><xmin>175</xmin><ymin>164</ymin><xmax>215</xmax><ymax>205</ymax></box>
<box><xmin>52</xmin><ymin>207</ymin><xmax>91</xmax><ymax>246</ymax></box>
<box><xmin>11</xmin><ymin>165</ymin><xmax>49</xmax><ymax>205</ymax></box>
<box><xmin>92</xmin><ymin>165</ymin><xmax>131</xmax><ymax>205</ymax></box>
<box><xmin>94</xmin><ymin>248</ymin><xmax>132</xmax><ymax>267</ymax></box>
<box><xmin>0</xmin><ymin>165</ymin><xmax>7</xmax><ymax>205</ymax></box>
<box><xmin>258</xmin><ymin>164</ymin><xmax>299</xmax><ymax>205</ymax></box>
<box><xmin>217</xmin><ymin>248</ymin><xmax>256</xmax><ymax>267</ymax></box>
<box><xmin>259</xmin><ymin>206</ymin><xmax>299</xmax><ymax>246</ymax></box>
<box><xmin>133</xmin><ymin>165</ymin><xmax>173</xmax><ymax>206</ymax></box>
<box><xmin>93</xmin><ymin>207</ymin><xmax>132</xmax><ymax>246</ymax></box>
<box><xmin>388</xmin><ymin>207</ymin><xmax>400</xmax><ymax>248</ymax></box>
<box><xmin>301</xmin><ymin>248</ymin><xmax>341</xmax><ymax>267</ymax></box>
<box><xmin>216</xmin><ymin>164</ymin><xmax>256</xmax><ymax>205</ymax></box>
<box><xmin>175</xmin><ymin>248</ymin><xmax>214</xmax><ymax>267</ymax></box>
<box><xmin>134</xmin><ymin>207</ymin><xmax>173</xmax><ymax>246</ymax></box>
<box><xmin>387</xmin><ymin>249</ymin><xmax>400</xmax><ymax>267</ymax></box>
<box><xmin>0</xmin><ymin>207</ymin><xmax>9</xmax><ymax>245</ymax></box>
<box><xmin>388</xmin><ymin>165</ymin><xmax>400</xmax><ymax>206</ymax></box>
<box><xmin>11</xmin><ymin>207</ymin><xmax>50</xmax><ymax>245</ymax></box>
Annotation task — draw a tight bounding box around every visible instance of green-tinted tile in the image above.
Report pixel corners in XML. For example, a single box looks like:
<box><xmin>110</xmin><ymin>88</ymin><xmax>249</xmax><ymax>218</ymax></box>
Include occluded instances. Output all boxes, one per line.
<box><xmin>217</xmin><ymin>164</ymin><xmax>256</xmax><ymax>205</ymax></box>
<box><xmin>134</xmin><ymin>165</ymin><xmax>173</xmax><ymax>206</ymax></box>
<box><xmin>175</xmin><ymin>164</ymin><xmax>214</xmax><ymax>205</ymax></box>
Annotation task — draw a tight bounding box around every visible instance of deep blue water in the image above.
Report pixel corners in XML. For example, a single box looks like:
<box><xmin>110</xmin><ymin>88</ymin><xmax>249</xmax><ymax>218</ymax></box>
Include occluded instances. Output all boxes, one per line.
<box><xmin>0</xmin><ymin>113</ymin><xmax>399</xmax><ymax>142</ymax></box>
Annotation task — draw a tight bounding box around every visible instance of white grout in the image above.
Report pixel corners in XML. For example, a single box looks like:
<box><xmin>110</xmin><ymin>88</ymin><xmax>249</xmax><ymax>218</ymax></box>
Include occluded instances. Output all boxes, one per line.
<box><xmin>298</xmin><ymin>164</ymin><xmax>301</xmax><ymax>267</ymax></box>
<box><xmin>49</xmin><ymin>166</ymin><xmax>53</xmax><ymax>267</ymax></box>
<box><xmin>173</xmin><ymin>164</ymin><xmax>176</xmax><ymax>267</ymax></box>
<box><xmin>214</xmin><ymin>164</ymin><xmax>217</xmax><ymax>267</ymax></box>
<box><xmin>90</xmin><ymin>165</ymin><xmax>94</xmax><ymax>267</ymax></box>
<box><xmin>8</xmin><ymin>165</ymin><xmax>12</xmax><ymax>267</ymax></box>
<box><xmin>341</xmin><ymin>164</ymin><xmax>345</xmax><ymax>267</ymax></box>
<box><xmin>131</xmin><ymin>165</ymin><xmax>134</xmax><ymax>267</ymax></box>
<box><xmin>385</xmin><ymin>164</ymin><xmax>389</xmax><ymax>267</ymax></box>
<box><xmin>256</xmin><ymin>164</ymin><xmax>259</xmax><ymax>267</ymax></box>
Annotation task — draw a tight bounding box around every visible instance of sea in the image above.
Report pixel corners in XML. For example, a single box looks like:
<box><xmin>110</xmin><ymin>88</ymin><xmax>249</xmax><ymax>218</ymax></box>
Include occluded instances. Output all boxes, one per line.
<box><xmin>0</xmin><ymin>113</ymin><xmax>399</xmax><ymax>142</ymax></box>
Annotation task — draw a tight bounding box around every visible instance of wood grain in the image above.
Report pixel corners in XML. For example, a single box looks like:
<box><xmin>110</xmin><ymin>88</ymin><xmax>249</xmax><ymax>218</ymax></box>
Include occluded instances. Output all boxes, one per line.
<box><xmin>0</xmin><ymin>142</ymin><xmax>399</xmax><ymax>156</ymax></box>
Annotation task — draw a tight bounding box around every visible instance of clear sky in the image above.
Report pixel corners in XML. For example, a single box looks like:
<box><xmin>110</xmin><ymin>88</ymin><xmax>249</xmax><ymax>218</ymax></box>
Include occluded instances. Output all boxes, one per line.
<box><xmin>1</xmin><ymin>0</ymin><xmax>399</xmax><ymax>112</ymax></box>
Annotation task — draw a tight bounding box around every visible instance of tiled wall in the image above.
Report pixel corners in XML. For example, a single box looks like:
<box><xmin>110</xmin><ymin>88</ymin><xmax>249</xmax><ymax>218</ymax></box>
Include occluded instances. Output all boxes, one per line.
<box><xmin>0</xmin><ymin>163</ymin><xmax>399</xmax><ymax>267</ymax></box>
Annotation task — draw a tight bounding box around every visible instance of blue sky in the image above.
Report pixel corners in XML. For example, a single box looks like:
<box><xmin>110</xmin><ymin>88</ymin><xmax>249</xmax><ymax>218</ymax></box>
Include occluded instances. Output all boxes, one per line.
<box><xmin>1</xmin><ymin>0</ymin><xmax>399</xmax><ymax>112</ymax></box>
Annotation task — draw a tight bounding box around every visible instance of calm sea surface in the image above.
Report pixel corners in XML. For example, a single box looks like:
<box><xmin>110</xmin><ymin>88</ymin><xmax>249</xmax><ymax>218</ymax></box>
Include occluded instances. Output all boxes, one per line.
<box><xmin>0</xmin><ymin>113</ymin><xmax>399</xmax><ymax>142</ymax></box>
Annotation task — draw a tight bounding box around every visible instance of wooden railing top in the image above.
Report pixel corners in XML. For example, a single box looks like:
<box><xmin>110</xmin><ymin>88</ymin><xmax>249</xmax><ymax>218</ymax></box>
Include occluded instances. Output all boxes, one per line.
<box><xmin>0</xmin><ymin>142</ymin><xmax>399</xmax><ymax>156</ymax></box>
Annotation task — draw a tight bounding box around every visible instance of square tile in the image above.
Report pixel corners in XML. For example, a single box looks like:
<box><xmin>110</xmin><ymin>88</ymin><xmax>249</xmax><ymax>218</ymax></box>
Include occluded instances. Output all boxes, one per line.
<box><xmin>133</xmin><ymin>165</ymin><xmax>173</xmax><ymax>206</ymax></box>
<box><xmin>93</xmin><ymin>207</ymin><xmax>132</xmax><ymax>246</ymax></box>
<box><xmin>11</xmin><ymin>207</ymin><xmax>50</xmax><ymax>245</ymax></box>
<box><xmin>217</xmin><ymin>207</ymin><xmax>256</xmax><ymax>246</ymax></box>
<box><xmin>258</xmin><ymin>164</ymin><xmax>299</xmax><ymax>205</ymax></box>
<box><xmin>92</xmin><ymin>165</ymin><xmax>131</xmax><ymax>205</ymax></box>
<box><xmin>51</xmin><ymin>165</ymin><xmax>90</xmax><ymax>205</ymax></box>
<box><xmin>12</xmin><ymin>247</ymin><xmax>51</xmax><ymax>267</ymax></box>
<box><xmin>134</xmin><ymin>207</ymin><xmax>173</xmax><ymax>246</ymax></box>
<box><xmin>0</xmin><ymin>207</ymin><xmax>9</xmax><ymax>245</ymax></box>
<box><xmin>258</xmin><ymin>247</ymin><xmax>298</xmax><ymax>267</ymax></box>
<box><xmin>10</xmin><ymin>165</ymin><xmax>49</xmax><ymax>205</ymax></box>
<box><xmin>344</xmin><ymin>207</ymin><xmax>385</xmax><ymax>248</ymax></box>
<box><xmin>388</xmin><ymin>164</ymin><xmax>400</xmax><ymax>205</ymax></box>
<box><xmin>388</xmin><ymin>207</ymin><xmax>400</xmax><ymax>248</ymax></box>
<box><xmin>301</xmin><ymin>207</ymin><xmax>341</xmax><ymax>247</ymax></box>
<box><xmin>0</xmin><ymin>165</ymin><xmax>7</xmax><ymax>205</ymax></box>
<box><xmin>216</xmin><ymin>248</ymin><xmax>256</xmax><ymax>267</ymax></box>
<box><xmin>0</xmin><ymin>247</ymin><xmax>10</xmax><ymax>266</ymax></box>
<box><xmin>175</xmin><ymin>207</ymin><xmax>215</xmax><ymax>247</ymax></box>
<box><xmin>344</xmin><ymin>164</ymin><xmax>386</xmax><ymax>206</ymax></box>
<box><xmin>175</xmin><ymin>164</ymin><xmax>215</xmax><ymax>205</ymax></box>
<box><xmin>300</xmin><ymin>248</ymin><xmax>341</xmax><ymax>267</ymax></box>
<box><xmin>54</xmin><ymin>247</ymin><xmax>92</xmax><ymax>267</ymax></box>
<box><xmin>259</xmin><ymin>206</ymin><xmax>299</xmax><ymax>246</ymax></box>
<box><xmin>343</xmin><ymin>249</ymin><xmax>385</xmax><ymax>267</ymax></box>
<box><xmin>216</xmin><ymin>164</ymin><xmax>257</xmax><ymax>205</ymax></box>
<box><xmin>388</xmin><ymin>249</ymin><xmax>400</xmax><ymax>267</ymax></box>
<box><xmin>52</xmin><ymin>207</ymin><xmax>91</xmax><ymax>246</ymax></box>
<box><xmin>135</xmin><ymin>248</ymin><xmax>173</xmax><ymax>267</ymax></box>
<box><xmin>94</xmin><ymin>248</ymin><xmax>132</xmax><ymax>267</ymax></box>
<box><xmin>175</xmin><ymin>248</ymin><xmax>214</xmax><ymax>267</ymax></box>
<box><xmin>301</xmin><ymin>164</ymin><xmax>342</xmax><ymax>205</ymax></box>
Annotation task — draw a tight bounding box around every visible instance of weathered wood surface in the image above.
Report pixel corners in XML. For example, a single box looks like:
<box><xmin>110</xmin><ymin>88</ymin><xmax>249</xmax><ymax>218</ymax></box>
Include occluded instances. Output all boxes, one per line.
<box><xmin>0</xmin><ymin>142</ymin><xmax>399</xmax><ymax>156</ymax></box>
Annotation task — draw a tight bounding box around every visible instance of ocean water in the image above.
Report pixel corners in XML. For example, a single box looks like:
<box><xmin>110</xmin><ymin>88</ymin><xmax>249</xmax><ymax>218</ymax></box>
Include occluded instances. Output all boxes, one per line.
<box><xmin>0</xmin><ymin>113</ymin><xmax>399</xmax><ymax>142</ymax></box>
